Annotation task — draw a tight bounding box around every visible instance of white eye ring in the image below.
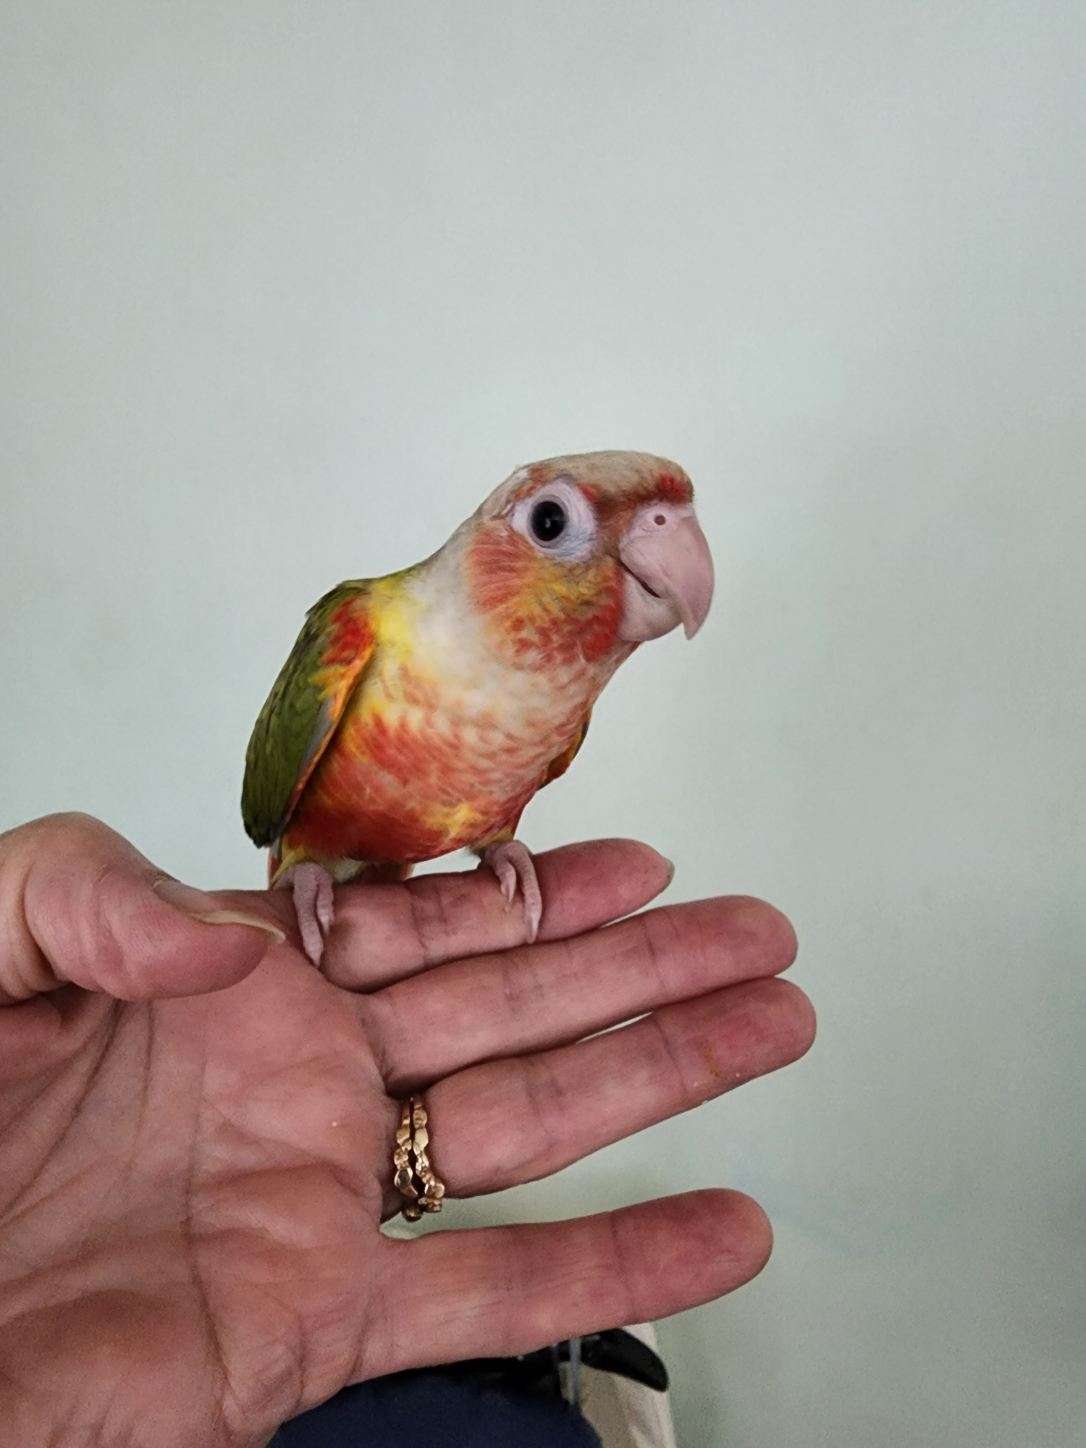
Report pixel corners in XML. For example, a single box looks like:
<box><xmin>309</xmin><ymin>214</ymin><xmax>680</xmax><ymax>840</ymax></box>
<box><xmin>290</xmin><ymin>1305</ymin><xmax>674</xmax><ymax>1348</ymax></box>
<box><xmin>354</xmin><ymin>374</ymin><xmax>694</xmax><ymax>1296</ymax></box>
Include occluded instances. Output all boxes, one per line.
<box><xmin>509</xmin><ymin>478</ymin><xmax>598</xmax><ymax>561</ymax></box>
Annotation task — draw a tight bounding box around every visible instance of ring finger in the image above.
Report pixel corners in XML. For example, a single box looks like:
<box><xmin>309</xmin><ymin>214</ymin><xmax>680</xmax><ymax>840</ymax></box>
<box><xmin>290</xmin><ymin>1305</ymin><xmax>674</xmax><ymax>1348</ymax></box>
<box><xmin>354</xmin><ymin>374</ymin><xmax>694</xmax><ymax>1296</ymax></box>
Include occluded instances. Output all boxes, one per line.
<box><xmin>386</xmin><ymin>974</ymin><xmax>814</xmax><ymax>1211</ymax></box>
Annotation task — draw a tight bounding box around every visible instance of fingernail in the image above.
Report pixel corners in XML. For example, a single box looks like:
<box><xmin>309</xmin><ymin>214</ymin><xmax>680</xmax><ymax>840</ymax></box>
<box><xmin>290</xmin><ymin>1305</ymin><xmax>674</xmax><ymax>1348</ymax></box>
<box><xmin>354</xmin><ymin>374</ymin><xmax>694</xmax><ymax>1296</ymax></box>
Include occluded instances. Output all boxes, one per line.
<box><xmin>153</xmin><ymin>878</ymin><xmax>285</xmax><ymax>943</ymax></box>
<box><xmin>662</xmin><ymin>856</ymin><xmax>676</xmax><ymax>885</ymax></box>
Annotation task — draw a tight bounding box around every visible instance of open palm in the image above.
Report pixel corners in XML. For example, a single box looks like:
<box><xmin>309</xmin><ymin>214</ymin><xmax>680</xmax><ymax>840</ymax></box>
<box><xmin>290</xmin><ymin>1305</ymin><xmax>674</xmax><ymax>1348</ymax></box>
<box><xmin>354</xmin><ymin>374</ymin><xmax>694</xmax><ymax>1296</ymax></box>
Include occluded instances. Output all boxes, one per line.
<box><xmin>0</xmin><ymin>814</ymin><xmax>812</xmax><ymax>1448</ymax></box>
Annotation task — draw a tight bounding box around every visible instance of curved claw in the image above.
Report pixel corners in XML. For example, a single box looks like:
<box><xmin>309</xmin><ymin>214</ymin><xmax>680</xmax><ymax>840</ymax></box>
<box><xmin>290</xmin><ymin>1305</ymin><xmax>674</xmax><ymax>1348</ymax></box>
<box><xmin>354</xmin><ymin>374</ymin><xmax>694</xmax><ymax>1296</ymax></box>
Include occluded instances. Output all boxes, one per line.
<box><xmin>480</xmin><ymin>840</ymin><xmax>543</xmax><ymax>943</ymax></box>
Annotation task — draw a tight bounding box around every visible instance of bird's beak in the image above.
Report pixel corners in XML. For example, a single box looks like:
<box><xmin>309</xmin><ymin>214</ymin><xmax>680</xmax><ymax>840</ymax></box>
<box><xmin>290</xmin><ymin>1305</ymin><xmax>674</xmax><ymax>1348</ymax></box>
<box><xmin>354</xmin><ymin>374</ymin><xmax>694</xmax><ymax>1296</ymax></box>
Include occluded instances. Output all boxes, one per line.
<box><xmin>617</xmin><ymin>505</ymin><xmax>715</xmax><ymax>643</ymax></box>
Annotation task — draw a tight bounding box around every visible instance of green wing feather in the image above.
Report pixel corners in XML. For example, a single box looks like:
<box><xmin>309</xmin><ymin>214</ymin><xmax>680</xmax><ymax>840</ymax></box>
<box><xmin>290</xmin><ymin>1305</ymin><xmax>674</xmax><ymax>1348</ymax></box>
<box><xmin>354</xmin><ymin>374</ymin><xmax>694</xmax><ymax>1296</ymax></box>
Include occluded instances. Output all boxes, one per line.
<box><xmin>241</xmin><ymin>581</ymin><xmax>376</xmax><ymax>846</ymax></box>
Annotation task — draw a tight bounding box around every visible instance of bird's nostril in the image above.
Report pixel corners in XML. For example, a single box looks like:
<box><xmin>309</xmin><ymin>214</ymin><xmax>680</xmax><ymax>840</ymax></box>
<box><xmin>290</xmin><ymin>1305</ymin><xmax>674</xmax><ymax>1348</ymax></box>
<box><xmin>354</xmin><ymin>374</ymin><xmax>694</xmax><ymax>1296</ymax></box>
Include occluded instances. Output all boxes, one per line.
<box><xmin>653</xmin><ymin>513</ymin><xmax>666</xmax><ymax>526</ymax></box>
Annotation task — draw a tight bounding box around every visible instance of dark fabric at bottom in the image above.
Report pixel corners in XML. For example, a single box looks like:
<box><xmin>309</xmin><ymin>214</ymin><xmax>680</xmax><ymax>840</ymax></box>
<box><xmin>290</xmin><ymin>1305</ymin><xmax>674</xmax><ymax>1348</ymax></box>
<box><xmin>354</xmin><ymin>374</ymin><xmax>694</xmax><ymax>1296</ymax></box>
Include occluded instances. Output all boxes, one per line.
<box><xmin>271</xmin><ymin>1369</ymin><xmax>603</xmax><ymax>1447</ymax></box>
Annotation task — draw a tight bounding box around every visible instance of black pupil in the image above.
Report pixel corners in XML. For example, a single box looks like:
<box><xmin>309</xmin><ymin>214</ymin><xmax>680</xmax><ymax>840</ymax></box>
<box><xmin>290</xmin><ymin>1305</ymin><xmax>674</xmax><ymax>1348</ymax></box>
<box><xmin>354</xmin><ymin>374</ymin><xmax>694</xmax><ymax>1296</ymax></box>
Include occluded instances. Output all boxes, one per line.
<box><xmin>530</xmin><ymin>499</ymin><xmax>567</xmax><ymax>543</ymax></box>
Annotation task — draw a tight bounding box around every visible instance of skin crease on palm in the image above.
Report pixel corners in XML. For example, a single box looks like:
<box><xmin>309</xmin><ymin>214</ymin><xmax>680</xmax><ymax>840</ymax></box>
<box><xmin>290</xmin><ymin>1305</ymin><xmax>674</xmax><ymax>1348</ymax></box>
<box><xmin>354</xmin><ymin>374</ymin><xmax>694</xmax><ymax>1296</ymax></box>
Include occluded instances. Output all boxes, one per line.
<box><xmin>0</xmin><ymin>813</ymin><xmax>814</xmax><ymax>1448</ymax></box>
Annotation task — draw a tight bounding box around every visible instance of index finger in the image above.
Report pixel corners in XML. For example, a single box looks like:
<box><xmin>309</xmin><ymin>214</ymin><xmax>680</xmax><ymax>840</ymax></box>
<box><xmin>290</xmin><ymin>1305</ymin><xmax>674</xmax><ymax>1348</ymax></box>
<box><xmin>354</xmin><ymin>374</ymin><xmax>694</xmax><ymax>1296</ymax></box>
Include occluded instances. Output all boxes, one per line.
<box><xmin>226</xmin><ymin>839</ymin><xmax>674</xmax><ymax>989</ymax></box>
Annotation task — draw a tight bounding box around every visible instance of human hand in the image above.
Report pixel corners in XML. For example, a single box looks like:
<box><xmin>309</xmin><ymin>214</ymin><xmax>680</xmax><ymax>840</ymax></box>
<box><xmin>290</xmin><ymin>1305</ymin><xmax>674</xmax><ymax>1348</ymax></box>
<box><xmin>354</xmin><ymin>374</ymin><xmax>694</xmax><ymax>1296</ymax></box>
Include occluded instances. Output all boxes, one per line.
<box><xmin>0</xmin><ymin>813</ymin><xmax>813</xmax><ymax>1447</ymax></box>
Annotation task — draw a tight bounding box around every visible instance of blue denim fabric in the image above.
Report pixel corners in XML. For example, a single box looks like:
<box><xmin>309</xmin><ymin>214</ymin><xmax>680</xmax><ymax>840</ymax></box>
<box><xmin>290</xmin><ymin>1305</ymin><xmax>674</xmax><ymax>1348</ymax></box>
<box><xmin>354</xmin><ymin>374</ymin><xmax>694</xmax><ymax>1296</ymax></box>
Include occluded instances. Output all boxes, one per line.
<box><xmin>271</xmin><ymin>1369</ymin><xmax>602</xmax><ymax>1447</ymax></box>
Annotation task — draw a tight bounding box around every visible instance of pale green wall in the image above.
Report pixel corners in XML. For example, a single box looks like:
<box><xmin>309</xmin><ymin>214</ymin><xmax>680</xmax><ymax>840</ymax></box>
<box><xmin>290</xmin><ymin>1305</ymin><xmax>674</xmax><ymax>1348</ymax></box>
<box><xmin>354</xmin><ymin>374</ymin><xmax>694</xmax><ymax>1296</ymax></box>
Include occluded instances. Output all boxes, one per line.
<box><xmin>3</xmin><ymin>3</ymin><xmax>1084</xmax><ymax>1444</ymax></box>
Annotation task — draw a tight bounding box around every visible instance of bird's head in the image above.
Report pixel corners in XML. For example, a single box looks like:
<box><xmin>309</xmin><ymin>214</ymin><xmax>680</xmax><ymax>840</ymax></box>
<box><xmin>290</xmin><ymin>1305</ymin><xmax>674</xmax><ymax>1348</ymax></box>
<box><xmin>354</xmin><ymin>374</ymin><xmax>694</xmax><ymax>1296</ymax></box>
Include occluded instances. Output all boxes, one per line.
<box><xmin>461</xmin><ymin>451</ymin><xmax>715</xmax><ymax>667</ymax></box>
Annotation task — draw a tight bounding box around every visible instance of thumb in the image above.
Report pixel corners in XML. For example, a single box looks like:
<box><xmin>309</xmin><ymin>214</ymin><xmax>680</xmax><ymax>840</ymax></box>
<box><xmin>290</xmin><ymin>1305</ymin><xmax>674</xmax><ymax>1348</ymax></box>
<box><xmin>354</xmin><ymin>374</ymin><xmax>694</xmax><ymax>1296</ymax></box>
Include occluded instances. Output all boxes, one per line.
<box><xmin>0</xmin><ymin>812</ymin><xmax>284</xmax><ymax>1003</ymax></box>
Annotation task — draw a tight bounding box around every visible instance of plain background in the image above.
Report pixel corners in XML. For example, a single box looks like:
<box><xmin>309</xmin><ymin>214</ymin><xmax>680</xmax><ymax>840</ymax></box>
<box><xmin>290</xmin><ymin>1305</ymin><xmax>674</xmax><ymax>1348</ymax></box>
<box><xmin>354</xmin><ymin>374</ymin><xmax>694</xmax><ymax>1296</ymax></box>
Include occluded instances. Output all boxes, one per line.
<box><xmin>3</xmin><ymin>3</ymin><xmax>1084</xmax><ymax>1444</ymax></box>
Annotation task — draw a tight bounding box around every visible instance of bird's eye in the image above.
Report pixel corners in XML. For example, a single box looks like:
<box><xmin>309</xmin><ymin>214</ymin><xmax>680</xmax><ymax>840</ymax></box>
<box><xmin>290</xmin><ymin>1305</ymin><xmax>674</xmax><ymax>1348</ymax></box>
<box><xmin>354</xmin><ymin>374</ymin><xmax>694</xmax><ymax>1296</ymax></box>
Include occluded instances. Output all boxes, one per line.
<box><xmin>509</xmin><ymin>478</ymin><xmax>596</xmax><ymax>560</ymax></box>
<box><xmin>530</xmin><ymin>498</ymin><xmax>567</xmax><ymax>544</ymax></box>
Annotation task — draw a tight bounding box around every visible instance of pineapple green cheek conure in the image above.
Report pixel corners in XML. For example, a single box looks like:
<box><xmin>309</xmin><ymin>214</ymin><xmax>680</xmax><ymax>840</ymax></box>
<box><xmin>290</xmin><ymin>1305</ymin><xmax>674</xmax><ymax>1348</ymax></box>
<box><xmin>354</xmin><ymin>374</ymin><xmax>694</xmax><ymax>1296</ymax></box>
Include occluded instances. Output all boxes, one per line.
<box><xmin>242</xmin><ymin>450</ymin><xmax>715</xmax><ymax>966</ymax></box>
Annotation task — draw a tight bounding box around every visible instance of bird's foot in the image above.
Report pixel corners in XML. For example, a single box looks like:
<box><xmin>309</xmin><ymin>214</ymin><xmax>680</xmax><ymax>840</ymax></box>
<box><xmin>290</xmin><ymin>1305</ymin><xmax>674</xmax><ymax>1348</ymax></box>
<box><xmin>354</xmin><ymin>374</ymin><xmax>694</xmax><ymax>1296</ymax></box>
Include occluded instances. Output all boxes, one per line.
<box><xmin>480</xmin><ymin>839</ymin><xmax>543</xmax><ymax>943</ymax></box>
<box><xmin>289</xmin><ymin>862</ymin><xmax>336</xmax><ymax>966</ymax></box>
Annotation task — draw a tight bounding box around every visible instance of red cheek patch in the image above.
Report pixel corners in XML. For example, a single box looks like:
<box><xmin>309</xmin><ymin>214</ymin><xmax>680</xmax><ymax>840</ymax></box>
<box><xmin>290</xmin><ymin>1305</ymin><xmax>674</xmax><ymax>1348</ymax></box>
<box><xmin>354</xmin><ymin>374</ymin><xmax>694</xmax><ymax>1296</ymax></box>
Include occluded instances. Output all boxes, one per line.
<box><xmin>467</xmin><ymin>523</ymin><xmax>536</xmax><ymax>611</ymax></box>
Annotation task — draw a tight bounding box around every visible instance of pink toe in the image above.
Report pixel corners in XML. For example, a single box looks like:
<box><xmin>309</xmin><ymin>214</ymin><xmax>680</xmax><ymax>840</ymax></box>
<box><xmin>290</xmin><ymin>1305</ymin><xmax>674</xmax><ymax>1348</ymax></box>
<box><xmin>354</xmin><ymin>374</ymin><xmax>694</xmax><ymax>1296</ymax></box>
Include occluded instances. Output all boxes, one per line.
<box><xmin>522</xmin><ymin>880</ymin><xmax>543</xmax><ymax>941</ymax></box>
<box><xmin>298</xmin><ymin>912</ymin><xmax>325</xmax><ymax>966</ymax></box>
<box><xmin>481</xmin><ymin>840</ymin><xmax>545</xmax><ymax>938</ymax></box>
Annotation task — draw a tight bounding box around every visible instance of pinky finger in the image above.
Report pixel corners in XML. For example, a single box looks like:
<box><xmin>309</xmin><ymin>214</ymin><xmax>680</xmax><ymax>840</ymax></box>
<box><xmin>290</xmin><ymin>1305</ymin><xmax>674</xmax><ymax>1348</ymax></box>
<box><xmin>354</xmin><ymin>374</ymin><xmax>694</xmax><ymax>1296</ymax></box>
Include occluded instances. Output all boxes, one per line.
<box><xmin>366</xmin><ymin>1189</ymin><xmax>770</xmax><ymax>1376</ymax></box>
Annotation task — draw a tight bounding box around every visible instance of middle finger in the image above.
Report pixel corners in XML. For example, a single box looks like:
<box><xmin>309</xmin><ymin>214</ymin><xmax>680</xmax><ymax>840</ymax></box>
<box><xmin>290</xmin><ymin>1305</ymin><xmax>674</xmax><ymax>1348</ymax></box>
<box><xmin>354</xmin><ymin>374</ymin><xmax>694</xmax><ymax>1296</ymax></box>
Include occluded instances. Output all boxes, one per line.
<box><xmin>361</xmin><ymin>895</ymin><xmax>797</xmax><ymax>1091</ymax></box>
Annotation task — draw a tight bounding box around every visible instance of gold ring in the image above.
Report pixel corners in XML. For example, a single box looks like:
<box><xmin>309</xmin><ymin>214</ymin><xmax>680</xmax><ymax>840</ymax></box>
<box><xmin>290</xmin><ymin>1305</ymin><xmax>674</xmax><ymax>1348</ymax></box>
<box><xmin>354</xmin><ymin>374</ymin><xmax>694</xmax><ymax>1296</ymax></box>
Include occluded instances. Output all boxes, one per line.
<box><xmin>392</xmin><ymin>1095</ymin><xmax>446</xmax><ymax>1222</ymax></box>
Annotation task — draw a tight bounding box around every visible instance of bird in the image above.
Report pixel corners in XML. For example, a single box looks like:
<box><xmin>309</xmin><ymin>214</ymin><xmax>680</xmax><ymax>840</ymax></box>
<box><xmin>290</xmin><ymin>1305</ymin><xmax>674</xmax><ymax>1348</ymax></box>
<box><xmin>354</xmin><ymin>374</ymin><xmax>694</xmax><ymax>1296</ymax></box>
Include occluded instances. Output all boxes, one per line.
<box><xmin>242</xmin><ymin>450</ymin><xmax>714</xmax><ymax>965</ymax></box>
